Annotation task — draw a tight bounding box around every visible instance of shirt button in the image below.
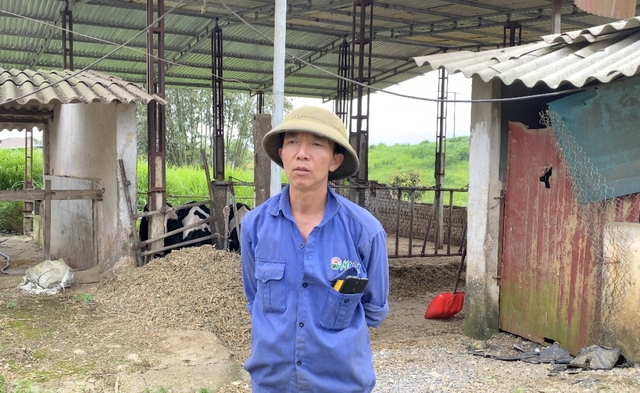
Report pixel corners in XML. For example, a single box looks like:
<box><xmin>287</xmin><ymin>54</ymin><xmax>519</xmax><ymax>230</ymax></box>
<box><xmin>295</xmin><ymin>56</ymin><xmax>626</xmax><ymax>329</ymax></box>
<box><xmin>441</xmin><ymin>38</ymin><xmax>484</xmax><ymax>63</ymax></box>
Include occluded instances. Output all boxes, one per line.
<box><xmin>302</xmin><ymin>283</ymin><xmax>308</xmax><ymax>288</ymax></box>
<box><xmin>299</xmin><ymin>322</ymin><xmax>304</xmax><ymax>327</ymax></box>
<box><xmin>297</xmin><ymin>361</ymin><xmax>302</xmax><ymax>366</ymax></box>
<box><xmin>299</xmin><ymin>243</ymin><xmax>304</xmax><ymax>248</ymax></box>
<box><xmin>344</xmin><ymin>299</ymin><xmax>350</xmax><ymax>304</ymax></box>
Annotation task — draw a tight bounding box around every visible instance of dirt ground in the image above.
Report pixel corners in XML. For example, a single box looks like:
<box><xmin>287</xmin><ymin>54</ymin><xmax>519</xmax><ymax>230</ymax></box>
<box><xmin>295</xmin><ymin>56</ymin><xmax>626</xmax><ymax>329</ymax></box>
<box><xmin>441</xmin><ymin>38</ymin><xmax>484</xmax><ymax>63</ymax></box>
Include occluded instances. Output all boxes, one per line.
<box><xmin>2</xmin><ymin>234</ymin><xmax>635</xmax><ymax>392</ymax></box>
<box><xmin>0</xmin><ymin>234</ymin><xmax>466</xmax><ymax>392</ymax></box>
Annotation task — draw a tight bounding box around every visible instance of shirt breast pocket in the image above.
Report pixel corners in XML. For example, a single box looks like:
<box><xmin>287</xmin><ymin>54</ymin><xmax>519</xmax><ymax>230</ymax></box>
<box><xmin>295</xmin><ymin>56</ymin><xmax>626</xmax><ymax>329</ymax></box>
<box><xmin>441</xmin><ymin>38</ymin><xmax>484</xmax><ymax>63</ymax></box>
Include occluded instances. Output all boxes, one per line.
<box><xmin>320</xmin><ymin>290</ymin><xmax>363</xmax><ymax>331</ymax></box>
<box><xmin>255</xmin><ymin>260</ymin><xmax>286</xmax><ymax>314</ymax></box>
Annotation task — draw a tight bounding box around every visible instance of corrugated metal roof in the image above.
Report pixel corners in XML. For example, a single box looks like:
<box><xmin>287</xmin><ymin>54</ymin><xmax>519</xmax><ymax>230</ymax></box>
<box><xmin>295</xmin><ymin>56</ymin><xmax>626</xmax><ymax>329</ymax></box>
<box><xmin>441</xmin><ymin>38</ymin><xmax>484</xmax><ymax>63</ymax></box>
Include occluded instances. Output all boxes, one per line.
<box><xmin>0</xmin><ymin>68</ymin><xmax>165</xmax><ymax>108</ymax></box>
<box><xmin>0</xmin><ymin>0</ymin><xmax>632</xmax><ymax>99</ymax></box>
<box><xmin>412</xmin><ymin>16</ymin><xmax>640</xmax><ymax>89</ymax></box>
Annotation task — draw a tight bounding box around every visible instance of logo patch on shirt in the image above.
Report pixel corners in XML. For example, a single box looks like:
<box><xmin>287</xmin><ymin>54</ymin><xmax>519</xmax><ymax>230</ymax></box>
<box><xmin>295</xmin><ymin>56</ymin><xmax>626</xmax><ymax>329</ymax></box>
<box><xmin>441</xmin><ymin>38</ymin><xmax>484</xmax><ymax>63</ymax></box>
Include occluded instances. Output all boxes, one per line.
<box><xmin>330</xmin><ymin>257</ymin><xmax>362</xmax><ymax>273</ymax></box>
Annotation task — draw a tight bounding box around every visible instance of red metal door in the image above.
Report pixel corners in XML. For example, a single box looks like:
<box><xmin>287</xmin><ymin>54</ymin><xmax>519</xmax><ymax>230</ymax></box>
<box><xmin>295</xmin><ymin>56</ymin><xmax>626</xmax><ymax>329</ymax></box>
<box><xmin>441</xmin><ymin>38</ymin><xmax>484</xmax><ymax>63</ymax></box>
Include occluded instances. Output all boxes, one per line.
<box><xmin>500</xmin><ymin>122</ymin><xmax>597</xmax><ymax>354</ymax></box>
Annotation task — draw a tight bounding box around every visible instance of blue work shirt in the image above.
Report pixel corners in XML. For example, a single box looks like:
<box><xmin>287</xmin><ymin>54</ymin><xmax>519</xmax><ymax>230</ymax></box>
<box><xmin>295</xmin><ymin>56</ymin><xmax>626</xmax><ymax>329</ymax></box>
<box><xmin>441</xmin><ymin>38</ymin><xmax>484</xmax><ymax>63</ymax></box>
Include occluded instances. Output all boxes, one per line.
<box><xmin>241</xmin><ymin>185</ymin><xmax>389</xmax><ymax>393</ymax></box>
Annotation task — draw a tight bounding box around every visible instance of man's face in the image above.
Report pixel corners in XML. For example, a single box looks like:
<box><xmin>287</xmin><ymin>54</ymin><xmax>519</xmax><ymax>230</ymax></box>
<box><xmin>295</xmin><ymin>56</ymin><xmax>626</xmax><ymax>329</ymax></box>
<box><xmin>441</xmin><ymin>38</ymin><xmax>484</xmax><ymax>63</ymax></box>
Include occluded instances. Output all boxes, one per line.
<box><xmin>278</xmin><ymin>131</ymin><xmax>344</xmax><ymax>191</ymax></box>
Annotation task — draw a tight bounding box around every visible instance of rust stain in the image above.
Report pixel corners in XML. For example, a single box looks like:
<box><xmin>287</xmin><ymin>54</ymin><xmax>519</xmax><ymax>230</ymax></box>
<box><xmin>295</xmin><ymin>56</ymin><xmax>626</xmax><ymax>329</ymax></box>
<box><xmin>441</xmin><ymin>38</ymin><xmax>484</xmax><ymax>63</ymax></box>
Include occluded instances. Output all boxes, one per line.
<box><xmin>500</xmin><ymin>122</ymin><xmax>596</xmax><ymax>354</ymax></box>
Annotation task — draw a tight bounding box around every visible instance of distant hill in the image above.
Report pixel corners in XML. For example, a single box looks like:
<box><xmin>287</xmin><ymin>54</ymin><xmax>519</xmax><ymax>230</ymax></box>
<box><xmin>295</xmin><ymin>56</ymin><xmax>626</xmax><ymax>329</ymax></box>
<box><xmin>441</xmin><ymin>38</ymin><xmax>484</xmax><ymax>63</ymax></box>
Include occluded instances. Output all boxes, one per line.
<box><xmin>368</xmin><ymin>136</ymin><xmax>469</xmax><ymax>187</ymax></box>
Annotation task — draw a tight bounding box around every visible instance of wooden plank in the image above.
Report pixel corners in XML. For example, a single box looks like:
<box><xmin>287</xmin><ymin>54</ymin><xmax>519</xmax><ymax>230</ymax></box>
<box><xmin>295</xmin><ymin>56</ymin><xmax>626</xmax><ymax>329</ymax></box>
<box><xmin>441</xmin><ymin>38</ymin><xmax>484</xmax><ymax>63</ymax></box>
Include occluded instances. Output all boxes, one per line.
<box><xmin>118</xmin><ymin>159</ymin><xmax>144</xmax><ymax>267</ymax></box>
<box><xmin>44</xmin><ymin>180</ymin><xmax>51</xmax><ymax>260</ymax></box>
<box><xmin>0</xmin><ymin>189</ymin><xmax>103</xmax><ymax>201</ymax></box>
<box><xmin>139</xmin><ymin>234</ymin><xmax>217</xmax><ymax>257</ymax></box>
<box><xmin>135</xmin><ymin>199</ymin><xmax>210</xmax><ymax>219</ymax></box>
<box><xmin>134</xmin><ymin>214</ymin><xmax>215</xmax><ymax>250</ymax></box>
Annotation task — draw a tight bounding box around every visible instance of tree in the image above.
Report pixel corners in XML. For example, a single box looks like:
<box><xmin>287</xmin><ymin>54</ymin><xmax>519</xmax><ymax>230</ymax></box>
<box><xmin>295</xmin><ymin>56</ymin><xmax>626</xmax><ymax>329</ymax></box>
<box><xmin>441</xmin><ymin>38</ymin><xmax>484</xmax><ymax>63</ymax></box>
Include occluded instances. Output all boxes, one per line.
<box><xmin>137</xmin><ymin>88</ymin><xmax>292</xmax><ymax>169</ymax></box>
<box><xmin>390</xmin><ymin>171</ymin><xmax>426</xmax><ymax>201</ymax></box>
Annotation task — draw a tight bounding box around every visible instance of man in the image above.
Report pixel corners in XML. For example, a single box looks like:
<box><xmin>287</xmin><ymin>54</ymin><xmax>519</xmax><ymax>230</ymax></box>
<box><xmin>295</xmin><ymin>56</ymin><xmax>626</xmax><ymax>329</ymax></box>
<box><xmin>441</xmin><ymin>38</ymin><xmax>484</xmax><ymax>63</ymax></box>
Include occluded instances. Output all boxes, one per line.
<box><xmin>240</xmin><ymin>106</ymin><xmax>389</xmax><ymax>392</ymax></box>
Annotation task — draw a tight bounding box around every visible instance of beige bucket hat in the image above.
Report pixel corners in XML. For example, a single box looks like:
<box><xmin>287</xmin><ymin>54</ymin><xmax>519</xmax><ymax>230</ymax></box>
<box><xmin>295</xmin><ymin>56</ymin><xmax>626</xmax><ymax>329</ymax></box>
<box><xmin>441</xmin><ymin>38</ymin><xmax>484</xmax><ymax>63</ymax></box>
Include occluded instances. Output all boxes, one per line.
<box><xmin>262</xmin><ymin>105</ymin><xmax>359</xmax><ymax>181</ymax></box>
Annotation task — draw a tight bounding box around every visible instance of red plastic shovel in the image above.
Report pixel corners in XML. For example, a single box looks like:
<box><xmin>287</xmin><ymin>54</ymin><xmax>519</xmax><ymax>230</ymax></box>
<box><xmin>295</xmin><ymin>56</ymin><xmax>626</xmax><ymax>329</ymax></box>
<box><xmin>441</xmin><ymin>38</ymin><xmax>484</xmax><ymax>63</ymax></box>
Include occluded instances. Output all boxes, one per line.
<box><xmin>425</xmin><ymin>245</ymin><xmax>466</xmax><ymax>320</ymax></box>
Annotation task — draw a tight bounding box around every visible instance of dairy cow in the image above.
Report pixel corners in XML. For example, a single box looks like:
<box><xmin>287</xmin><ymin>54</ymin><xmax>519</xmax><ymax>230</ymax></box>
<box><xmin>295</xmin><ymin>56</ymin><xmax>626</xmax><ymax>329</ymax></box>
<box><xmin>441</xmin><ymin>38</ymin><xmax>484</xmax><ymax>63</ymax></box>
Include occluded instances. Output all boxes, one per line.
<box><xmin>175</xmin><ymin>202</ymin><xmax>213</xmax><ymax>248</ymax></box>
<box><xmin>140</xmin><ymin>202</ymin><xmax>212</xmax><ymax>256</ymax></box>
<box><xmin>226</xmin><ymin>203</ymin><xmax>251</xmax><ymax>253</ymax></box>
<box><xmin>139</xmin><ymin>201</ymin><xmax>250</xmax><ymax>256</ymax></box>
<box><xmin>139</xmin><ymin>203</ymin><xmax>182</xmax><ymax>257</ymax></box>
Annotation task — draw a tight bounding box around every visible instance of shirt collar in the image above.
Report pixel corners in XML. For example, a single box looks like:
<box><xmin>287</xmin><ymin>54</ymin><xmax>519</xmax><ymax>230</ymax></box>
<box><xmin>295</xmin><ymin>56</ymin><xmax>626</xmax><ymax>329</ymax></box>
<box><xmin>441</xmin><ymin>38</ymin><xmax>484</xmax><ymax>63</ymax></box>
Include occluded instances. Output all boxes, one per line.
<box><xmin>268</xmin><ymin>184</ymin><xmax>341</xmax><ymax>225</ymax></box>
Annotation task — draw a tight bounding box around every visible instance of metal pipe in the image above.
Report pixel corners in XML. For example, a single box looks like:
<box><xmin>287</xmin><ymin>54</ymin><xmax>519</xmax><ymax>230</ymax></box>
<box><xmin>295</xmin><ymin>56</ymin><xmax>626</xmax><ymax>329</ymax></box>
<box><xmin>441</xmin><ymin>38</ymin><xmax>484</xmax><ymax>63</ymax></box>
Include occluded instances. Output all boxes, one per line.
<box><xmin>270</xmin><ymin>0</ymin><xmax>286</xmax><ymax>197</ymax></box>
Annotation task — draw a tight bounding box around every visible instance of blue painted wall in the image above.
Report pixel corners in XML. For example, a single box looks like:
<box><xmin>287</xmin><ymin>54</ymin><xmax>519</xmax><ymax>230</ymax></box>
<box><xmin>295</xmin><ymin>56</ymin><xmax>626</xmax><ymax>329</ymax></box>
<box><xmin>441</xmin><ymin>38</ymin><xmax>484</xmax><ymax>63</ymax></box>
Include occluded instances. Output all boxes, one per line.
<box><xmin>548</xmin><ymin>76</ymin><xmax>640</xmax><ymax>202</ymax></box>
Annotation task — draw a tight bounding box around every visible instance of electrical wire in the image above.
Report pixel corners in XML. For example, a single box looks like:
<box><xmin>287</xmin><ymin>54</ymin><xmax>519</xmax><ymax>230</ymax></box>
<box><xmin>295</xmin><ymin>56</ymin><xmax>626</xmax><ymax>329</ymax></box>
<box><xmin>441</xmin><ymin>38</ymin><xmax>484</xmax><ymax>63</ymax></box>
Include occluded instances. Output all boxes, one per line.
<box><xmin>217</xmin><ymin>1</ymin><xmax>599</xmax><ymax>104</ymax></box>
<box><xmin>0</xmin><ymin>3</ymin><xmax>606</xmax><ymax>105</ymax></box>
<box><xmin>0</xmin><ymin>2</ymin><xmax>186</xmax><ymax>105</ymax></box>
<box><xmin>0</xmin><ymin>4</ymin><xmax>260</xmax><ymax>95</ymax></box>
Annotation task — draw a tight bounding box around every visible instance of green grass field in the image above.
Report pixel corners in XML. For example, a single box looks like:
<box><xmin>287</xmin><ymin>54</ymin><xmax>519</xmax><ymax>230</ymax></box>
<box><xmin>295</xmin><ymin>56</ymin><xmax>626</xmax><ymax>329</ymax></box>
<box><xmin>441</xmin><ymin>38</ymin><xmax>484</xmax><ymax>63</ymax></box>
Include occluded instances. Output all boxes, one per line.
<box><xmin>0</xmin><ymin>138</ymin><xmax>469</xmax><ymax>231</ymax></box>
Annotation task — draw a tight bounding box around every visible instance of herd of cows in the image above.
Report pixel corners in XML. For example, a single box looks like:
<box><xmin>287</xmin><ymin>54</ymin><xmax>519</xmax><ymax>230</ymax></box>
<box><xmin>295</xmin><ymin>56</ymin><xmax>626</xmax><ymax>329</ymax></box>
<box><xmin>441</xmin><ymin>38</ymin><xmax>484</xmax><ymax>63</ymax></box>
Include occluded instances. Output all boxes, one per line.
<box><xmin>139</xmin><ymin>201</ymin><xmax>251</xmax><ymax>258</ymax></box>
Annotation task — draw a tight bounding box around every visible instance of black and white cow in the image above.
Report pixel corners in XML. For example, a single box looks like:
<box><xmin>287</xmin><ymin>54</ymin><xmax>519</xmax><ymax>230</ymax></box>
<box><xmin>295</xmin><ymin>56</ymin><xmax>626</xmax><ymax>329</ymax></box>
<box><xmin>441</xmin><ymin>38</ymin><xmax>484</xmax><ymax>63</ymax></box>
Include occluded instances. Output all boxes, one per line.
<box><xmin>139</xmin><ymin>201</ymin><xmax>250</xmax><ymax>256</ymax></box>
<box><xmin>140</xmin><ymin>201</ymin><xmax>212</xmax><ymax>254</ymax></box>
<box><xmin>139</xmin><ymin>203</ymin><xmax>182</xmax><ymax>257</ymax></box>
<box><xmin>175</xmin><ymin>202</ymin><xmax>213</xmax><ymax>248</ymax></box>
<box><xmin>226</xmin><ymin>203</ymin><xmax>251</xmax><ymax>253</ymax></box>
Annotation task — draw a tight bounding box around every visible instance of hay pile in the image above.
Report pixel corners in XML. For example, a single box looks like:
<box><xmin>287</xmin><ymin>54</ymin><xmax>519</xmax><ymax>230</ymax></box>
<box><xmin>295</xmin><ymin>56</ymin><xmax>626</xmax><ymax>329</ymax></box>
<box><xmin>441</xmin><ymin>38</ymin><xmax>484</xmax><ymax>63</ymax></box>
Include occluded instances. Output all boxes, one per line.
<box><xmin>93</xmin><ymin>246</ymin><xmax>461</xmax><ymax>364</ymax></box>
<box><xmin>388</xmin><ymin>256</ymin><xmax>463</xmax><ymax>298</ymax></box>
<box><xmin>95</xmin><ymin>246</ymin><xmax>251</xmax><ymax>360</ymax></box>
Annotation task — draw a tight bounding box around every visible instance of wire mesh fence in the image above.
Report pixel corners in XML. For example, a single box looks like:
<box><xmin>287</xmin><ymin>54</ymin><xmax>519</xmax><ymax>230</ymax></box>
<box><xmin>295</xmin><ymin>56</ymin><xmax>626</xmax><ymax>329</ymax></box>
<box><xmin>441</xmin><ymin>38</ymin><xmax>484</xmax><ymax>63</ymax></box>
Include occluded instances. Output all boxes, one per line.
<box><xmin>542</xmin><ymin>109</ymin><xmax>640</xmax><ymax>346</ymax></box>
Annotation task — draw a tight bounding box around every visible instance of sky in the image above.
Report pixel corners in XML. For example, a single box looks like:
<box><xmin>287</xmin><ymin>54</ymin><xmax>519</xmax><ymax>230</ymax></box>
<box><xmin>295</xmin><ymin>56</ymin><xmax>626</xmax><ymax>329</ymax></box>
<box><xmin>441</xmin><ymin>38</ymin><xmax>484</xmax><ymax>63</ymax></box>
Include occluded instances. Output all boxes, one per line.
<box><xmin>291</xmin><ymin>70</ymin><xmax>472</xmax><ymax>146</ymax></box>
<box><xmin>0</xmin><ymin>70</ymin><xmax>472</xmax><ymax>147</ymax></box>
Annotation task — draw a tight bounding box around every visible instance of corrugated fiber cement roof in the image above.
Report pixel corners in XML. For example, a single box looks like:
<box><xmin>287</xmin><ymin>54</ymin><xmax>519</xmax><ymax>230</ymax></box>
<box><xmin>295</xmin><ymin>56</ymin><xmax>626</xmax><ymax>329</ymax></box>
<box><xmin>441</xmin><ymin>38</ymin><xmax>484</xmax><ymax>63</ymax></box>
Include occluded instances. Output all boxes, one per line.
<box><xmin>412</xmin><ymin>16</ymin><xmax>640</xmax><ymax>88</ymax></box>
<box><xmin>0</xmin><ymin>67</ymin><xmax>166</xmax><ymax>109</ymax></box>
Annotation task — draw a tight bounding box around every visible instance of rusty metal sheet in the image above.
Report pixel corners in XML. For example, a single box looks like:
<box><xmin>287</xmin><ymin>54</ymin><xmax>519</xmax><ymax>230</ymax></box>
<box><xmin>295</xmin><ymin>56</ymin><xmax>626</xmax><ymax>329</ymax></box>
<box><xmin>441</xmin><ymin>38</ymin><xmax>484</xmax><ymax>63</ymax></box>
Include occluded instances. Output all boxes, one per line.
<box><xmin>499</xmin><ymin>121</ymin><xmax>598</xmax><ymax>355</ymax></box>
<box><xmin>575</xmin><ymin>0</ymin><xmax>637</xmax><ymax>19</ymax></box>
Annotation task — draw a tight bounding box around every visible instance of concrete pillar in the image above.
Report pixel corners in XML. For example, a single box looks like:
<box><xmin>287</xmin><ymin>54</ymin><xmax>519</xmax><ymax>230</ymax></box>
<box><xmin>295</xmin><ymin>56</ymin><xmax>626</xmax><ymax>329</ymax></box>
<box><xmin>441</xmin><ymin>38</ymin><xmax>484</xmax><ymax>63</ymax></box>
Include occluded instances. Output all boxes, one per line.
<box><xmin>464</xmin><ymin>76</ymin><xmax>503</xmax><ymax>340</ymax></box>
<box><xmin>253</xmin><ymin>113</ymin><xmax>272</xmax><ymax>207</ymax></box>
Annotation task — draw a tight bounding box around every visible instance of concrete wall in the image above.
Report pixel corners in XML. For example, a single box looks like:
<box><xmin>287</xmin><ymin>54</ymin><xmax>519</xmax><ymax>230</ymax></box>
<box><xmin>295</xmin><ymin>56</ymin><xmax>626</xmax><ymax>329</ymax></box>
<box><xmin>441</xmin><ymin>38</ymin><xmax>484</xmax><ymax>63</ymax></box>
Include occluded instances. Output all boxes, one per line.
<box><xmin>464</xmin><ymin>76</ymin><xmax>503</xmax><ymax>340</ymax></box>
<box><xmin>48</xmin><ymin>102</ymin><xmax>137</xmax><ymax>270</ymax></box>
<box><xmin>366</xmin><ymin>188</ymin><xmax>467</xmax><ymax>246</ymax></box>
<box><xmin>603</xmin><ymin>222</ymin><xmax>640</xmax><ymax>362</ymax></box>
<box><xmin>45</xmin><ymin>175</ymin><xmax>99</xmax><ymax>270</ymax></box>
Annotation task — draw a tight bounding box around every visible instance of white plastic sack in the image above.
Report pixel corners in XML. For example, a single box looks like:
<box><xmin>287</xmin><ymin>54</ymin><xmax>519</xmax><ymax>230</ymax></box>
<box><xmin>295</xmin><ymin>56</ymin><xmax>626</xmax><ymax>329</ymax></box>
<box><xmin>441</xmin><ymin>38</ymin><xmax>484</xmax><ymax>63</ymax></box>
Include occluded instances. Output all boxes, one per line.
<box><xmin>17</xmin><ymin>258</ymin><xmax>74</xmax><ymax>295</ymax></box>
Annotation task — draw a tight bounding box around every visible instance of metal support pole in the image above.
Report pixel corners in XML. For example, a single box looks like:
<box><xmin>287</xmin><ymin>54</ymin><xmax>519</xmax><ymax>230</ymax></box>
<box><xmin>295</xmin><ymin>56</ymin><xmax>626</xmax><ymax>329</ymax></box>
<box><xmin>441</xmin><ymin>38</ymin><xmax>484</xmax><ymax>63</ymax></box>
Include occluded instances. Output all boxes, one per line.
<box><xmin>551</xmin><ymin>0</ymin><xmax>562</xmax><ymax>34</ymax></box>
<box><xmin>256</xmin><ymin>90</ymin><xmax>264</xmax><ymax>114</ymax></box>
<box><xmin>335</xmin><ymin>37</ymin><xmax>350</xmax><ymax>124</ymax></box>
<box><xmin>212</xmin><ymin>20</ymin><xmax>225</xmax><ymax>182</ymax></box>
<box><xmin>434</xmin><ymin>67</ymin><xmax>448</xmax><ymax>250</ymax></box>
<box><xmin>349</xmin><ymin>0</ymin><xmax>373</xmax><ymax>207</ymax></box>
<box><xmin>270</xmin><ymin>0</ymin><xmax>286</xmax><ymax>197</ymax></box>
<box><xmin>23</xmin><ymin>127</ymin><xmax>34</xmax><ymax>235</ymax></box>
<box><xmin>146</xmin><ymin>0</ymin><xmax>167</xmax><ymax>251</ymax></box>
<box><xmin>503</xmin><ymin>21</ymin><xmax>522</xmax><ymax>47</ymax></box>
<box><xmin>62</xmin><ymin>0</ymin><xmax>74</xmax><ymax>70</ymax></box>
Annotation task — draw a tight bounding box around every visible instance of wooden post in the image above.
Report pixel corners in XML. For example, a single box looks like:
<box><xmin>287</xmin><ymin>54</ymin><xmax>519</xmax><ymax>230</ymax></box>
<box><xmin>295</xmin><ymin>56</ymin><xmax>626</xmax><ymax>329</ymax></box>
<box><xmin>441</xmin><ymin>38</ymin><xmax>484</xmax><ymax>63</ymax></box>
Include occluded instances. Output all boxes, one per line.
<box><xmin>44</xmin><ymin>179</ymin><xmax>51</xmax><ymax>260</ymax></box>
<box><xmin>201</xmin><ymin>149</ymin><xmax>225</xmax><ymax>250</ymax></box>
<box><xmin>253</xmin><ymin>113</ymin><xmax>272</xmax><ymax>206</ymax></box>
<box><xmin>119</xmin><ymin>159</ymin><xmax>144</xmax><ymax>267</ymax></box>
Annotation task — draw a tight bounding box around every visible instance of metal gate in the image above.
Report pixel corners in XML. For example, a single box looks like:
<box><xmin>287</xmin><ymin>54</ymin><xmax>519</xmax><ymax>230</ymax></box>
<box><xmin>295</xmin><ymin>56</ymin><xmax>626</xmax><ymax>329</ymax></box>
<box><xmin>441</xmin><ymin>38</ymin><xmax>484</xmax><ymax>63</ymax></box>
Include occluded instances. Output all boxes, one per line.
<box><xmin>500</xmin><ymin>122</ymin><xmax>598</xmax><ymax>354</ymax></box>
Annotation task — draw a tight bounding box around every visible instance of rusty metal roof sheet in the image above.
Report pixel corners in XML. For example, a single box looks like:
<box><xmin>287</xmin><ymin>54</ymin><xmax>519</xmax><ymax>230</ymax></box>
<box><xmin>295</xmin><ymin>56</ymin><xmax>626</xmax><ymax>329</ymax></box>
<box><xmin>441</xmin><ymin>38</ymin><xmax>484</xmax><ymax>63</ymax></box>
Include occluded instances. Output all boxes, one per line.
<box><xmin>0</xmin><ymin>67</ymin><xmax>165</xmax><ymax>109</ymax></box>
<box><xmin>412</xmin><ymin>16</ymin><xmax>640</xmax><ymax>89</ymax></box>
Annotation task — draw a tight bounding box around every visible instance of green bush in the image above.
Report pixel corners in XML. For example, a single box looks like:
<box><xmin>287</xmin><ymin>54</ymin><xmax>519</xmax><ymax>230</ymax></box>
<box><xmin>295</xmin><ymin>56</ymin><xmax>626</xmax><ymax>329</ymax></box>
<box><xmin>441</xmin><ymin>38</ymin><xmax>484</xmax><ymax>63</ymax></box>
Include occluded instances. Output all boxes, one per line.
<box><xmin>0</xmin><ymin>201</ymin><xmax>23</xmax><ymax>233</ymax></box>
<box><xmin>136</xmin><ymin>159</ymin><xmax>255</xmax><ymax>209</ymax></box>
<box><xmin>0</xmin><ymin>148</ymin><xmax>43</xmax><ymax>190</ymax></box>
<box><xmin>0</xmin><ymin>149</ymin><xmax>44</xmax><ymax>232</ymax></box>
<box><xmin>389</xmin><ymin>171</ymin><xmax>426</xmax><ymax>201</ymax></box>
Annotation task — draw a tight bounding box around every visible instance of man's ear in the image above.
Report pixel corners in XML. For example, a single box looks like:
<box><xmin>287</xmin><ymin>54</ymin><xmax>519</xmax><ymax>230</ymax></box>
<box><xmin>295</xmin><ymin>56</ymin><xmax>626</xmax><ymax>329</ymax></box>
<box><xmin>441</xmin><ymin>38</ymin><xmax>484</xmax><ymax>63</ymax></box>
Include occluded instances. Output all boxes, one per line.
<box><xmin>329</xmin><ymin>153</ymin><xmax>344</xmax><ymax>173</ymax></box>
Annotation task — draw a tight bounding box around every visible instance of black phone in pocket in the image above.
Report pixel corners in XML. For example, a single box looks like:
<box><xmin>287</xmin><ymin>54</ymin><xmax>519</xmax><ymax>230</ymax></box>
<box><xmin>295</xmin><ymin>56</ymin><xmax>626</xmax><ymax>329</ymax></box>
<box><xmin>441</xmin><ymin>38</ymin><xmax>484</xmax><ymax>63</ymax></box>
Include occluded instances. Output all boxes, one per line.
<box><xmin>334</xmin><ymin>276</ymin><xmax>368</xmax><ymax>294</ymax></box>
